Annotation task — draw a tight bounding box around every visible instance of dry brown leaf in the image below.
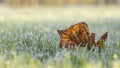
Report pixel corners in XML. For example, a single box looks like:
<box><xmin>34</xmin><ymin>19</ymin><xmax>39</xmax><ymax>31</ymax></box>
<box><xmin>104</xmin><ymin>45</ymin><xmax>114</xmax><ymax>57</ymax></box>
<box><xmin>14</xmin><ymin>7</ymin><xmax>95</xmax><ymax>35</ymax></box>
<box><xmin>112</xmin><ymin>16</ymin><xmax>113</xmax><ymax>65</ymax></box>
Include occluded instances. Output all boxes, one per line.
<box><xmin>57</xmin><ymin>22</ymin><xmax>108</xmax><ymax>49</ymax></box>
<box><xmin>95</xmin><ymin>32</ymin><xmax>108</xmax><ymax>47</ymax></box>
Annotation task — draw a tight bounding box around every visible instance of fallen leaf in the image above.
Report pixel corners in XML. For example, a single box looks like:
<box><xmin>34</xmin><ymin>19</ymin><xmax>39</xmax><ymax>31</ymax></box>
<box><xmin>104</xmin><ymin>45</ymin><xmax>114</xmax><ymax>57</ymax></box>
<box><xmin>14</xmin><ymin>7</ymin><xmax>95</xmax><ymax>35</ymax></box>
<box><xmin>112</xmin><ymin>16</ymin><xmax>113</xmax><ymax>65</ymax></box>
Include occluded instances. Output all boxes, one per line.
<box><xmin>57</xmin><ymin>22</ymin><xmax>108</xmax><ymax>50</ymax></box>
<box><xmin>95</xmin><ymin>32</ymin><xmax>108</xmax><ymax>48</ymax></box>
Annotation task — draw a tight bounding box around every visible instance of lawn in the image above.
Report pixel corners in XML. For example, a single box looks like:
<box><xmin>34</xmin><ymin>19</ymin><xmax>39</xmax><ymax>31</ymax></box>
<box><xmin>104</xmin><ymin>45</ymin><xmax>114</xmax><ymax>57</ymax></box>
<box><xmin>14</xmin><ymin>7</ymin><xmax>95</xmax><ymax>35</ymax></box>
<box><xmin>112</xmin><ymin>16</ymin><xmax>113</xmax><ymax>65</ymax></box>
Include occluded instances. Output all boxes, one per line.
<box><xmin>0</xmin><ymin>6</ymin><xmax>120</xmax><ymax>68</ymax></box>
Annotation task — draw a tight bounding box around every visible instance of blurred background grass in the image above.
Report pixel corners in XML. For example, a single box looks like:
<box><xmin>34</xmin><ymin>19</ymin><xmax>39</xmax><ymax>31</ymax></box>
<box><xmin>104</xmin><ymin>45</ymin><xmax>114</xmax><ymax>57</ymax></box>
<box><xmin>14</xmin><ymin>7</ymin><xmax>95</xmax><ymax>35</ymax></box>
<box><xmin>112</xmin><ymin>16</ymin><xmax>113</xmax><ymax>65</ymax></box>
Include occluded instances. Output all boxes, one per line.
<box><xmin>0</xmin><ymin>0</ymin><xmax>119</xmax><ymax>22</ymax></box>
<box><xmin>0</xmin><ymin>0</ymin><xmax>120</xmax><ymax>6</ymax></box>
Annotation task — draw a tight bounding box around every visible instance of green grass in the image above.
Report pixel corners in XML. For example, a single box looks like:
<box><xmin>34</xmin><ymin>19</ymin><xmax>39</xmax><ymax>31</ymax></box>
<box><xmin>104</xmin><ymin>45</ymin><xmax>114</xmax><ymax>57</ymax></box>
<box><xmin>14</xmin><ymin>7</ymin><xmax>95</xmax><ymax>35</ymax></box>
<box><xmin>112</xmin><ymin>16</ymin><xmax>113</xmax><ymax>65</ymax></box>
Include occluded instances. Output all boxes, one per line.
<box><xmin>0</xmin><ymin>6</ymin><xmax>120</xmax><ymax>68</ymax></box>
